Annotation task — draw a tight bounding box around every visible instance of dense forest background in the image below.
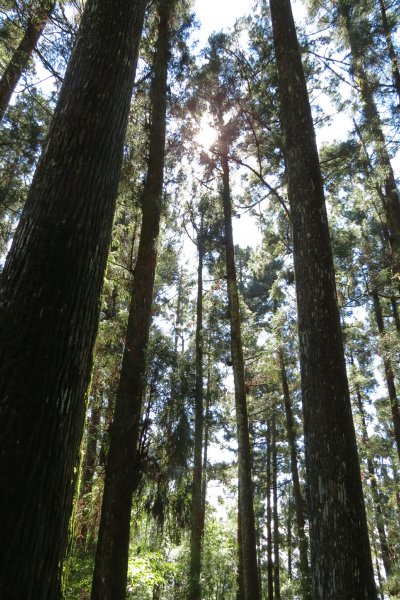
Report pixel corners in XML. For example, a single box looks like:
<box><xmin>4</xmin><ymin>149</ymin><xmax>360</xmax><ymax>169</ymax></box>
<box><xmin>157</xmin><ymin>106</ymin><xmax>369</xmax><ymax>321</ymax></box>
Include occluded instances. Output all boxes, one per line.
<box><xmin>0</xmin><ymin>0</ymin><xmax>400</xmax><ymax>598</ymax></box>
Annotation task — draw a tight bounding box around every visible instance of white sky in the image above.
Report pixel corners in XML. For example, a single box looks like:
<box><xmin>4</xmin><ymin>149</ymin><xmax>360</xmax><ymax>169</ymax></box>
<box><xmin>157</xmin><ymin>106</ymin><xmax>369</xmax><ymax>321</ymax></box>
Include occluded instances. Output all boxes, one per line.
<box><xmin>193</xmin><ymin>0</ymin><xmax>307</xmax><ymax>46</ymax></box>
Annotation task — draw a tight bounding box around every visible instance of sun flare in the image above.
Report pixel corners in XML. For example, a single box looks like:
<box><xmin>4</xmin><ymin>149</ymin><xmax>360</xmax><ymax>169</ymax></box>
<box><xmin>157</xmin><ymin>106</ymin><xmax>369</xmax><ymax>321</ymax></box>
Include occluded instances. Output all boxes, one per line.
<box><xmin>195</xmin><ymin>114</ymin><xmax>217</xmax><ymax>150</ymax></box>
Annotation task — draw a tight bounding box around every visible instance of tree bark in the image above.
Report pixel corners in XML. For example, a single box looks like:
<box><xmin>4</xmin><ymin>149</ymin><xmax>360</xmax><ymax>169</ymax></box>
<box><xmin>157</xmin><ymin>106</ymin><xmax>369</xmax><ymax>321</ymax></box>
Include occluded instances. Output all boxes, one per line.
<box><xmin>81</xmin><ymin>392</ymin><xmax>102</xmax><ymax>498</ymax></box>
<box><xmin>278</xmin><ymin>349</ymin><xmax>311</xmax><ymax>598</ymax></box>
<box><xmin>272</xmin><ymin>408</ymin><xmax>281</xmax><ymax>600</ymax></box>
<box><xmin>220</xmin><ymin>134</ymin><xmax>261</xmax><ymax>600</ymax></box>
<box><xmin>287</xmin><ymin>492</ymin><xmax>293</xmax><ymax>581</ymax></box>
<box><xmin>91</xmin><ymin>2</ymin><xmax>174</xmax><ymax>598</ymax></box>
<box><xmin>372</xmin><ymin>290</ymin><xmax>400</xmax><ymax>461</ymax></box>
<box><xmin>237</xmin><ymin>491</ymin><xmax>245</xmax><ymax>600</ymax></box>
<box><xmin>78</xmin><ymin>391</ymin><xmax>102</xmax><ymax>549</ymax></box>
<box><xmin>0</xmin><ymin>1</ymin><xmax>146</xmax><ymax>597</ymax></box>
<box><xmin>373</xmin><ymin>535</ymin><xmax>385</xmax><ymax>600</ymax></box>
<box><xmin>189</xmin><ymin>217</ymin><xmax>205</xmax><ymax>600</ymax></box>
<box><xmin>355</xmin><ymin>386</ymin><xmax>392</xmax><ymax>577</ymax></box>
<box><xmin>0</xmin><ymin>0</ymin><xmax>56</xmax><ymax>122</ymax></box>
<box><xmin>269</xmin><ymin>1</ymin><xmax>376</xmax><ymax>597</ymax></box>
<box><xmin>266</xmin><ymin>422</ymin><xmax>274</xmax><ymax>600</ymax></box>
<box><xmin>201</xmin><ymin>347</ymin><xmax>211</xmax><ymax>531</ymax></box>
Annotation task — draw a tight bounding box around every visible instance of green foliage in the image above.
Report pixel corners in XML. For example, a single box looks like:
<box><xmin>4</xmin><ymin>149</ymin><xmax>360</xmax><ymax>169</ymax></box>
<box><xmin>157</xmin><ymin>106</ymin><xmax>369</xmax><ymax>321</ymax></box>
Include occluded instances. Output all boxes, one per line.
<box><xmin>0</xmin><ymin>87</ymin><xmax>52</xmax><ymax>258</ymax></box>
<box><xmin>64</xmin><ymin>555</ymin><xmax>93</xmax><ymax>600</ymax></box>
<box><xmin>127</xmin><ymin>550</ymin><xmax>178</xmax><ymax>599</ymax></box>
<box><xmin>201</xmin><ymin>513</ymin><xmax>238</xmax><ymax>599</ymax></box>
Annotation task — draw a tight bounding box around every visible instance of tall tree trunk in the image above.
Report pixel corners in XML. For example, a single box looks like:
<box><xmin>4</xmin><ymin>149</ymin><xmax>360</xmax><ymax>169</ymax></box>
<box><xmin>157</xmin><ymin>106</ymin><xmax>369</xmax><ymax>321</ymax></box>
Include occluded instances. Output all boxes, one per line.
<box><xmin>189</xmin><ymin>218</ymin><xmax>205</xmax><ymax>600</ymax></box>
<box><xmin>339</xmin><ymin>2</ymin><xmax>400</xmax><ymax>272</ymax></box>
<box><xmin>373</xmin><ymin>535</ymin><xmax>385</xmax><ymax>600</ymax></box>
<box><xmin>174</xmin><ymin>271</ymin><xmax>183</xmax><ymax>353</ymax></box>
<box><xmin>0</xmin><ymin>0</ymin><xmax>56</xmax><ymax>122</ymax></box>
<box><xmin>220</xmin><ymin>133</ymin><xmax>261</xmax><ymax>600</ymax></box>
<box><xmin>355</xmin><ymin>386</ymin><xmax>392</xmax><ymax>577</ymax></box>
<box><xmin>390</xmin><ymin>454</ymin><xmax>400</xmax><ymax>516</ymax></box>
<box><xmin>271</xmin><ymin>408</ymin><xmax>281</xmax><ymax>600</ymax></box>
<box><xmin>237</xmin><ymin>492</ymin><xmax>245</xmax><ymax>600</ymax></box>
<box><xmin>91</xmin><ymin>2</ymin><xmax>174</xmax><ymax>598</ymax></box>
<box><xmin>278</xmin><ymin>349</ymin><xmax>311</xmax><ymax>598</ymax></box>
<box><xmin>0</xmin><ymin>1</ymin><xmax>146</xmax><ymax>597</ymax></box>
<box><xmin>377</xmin><ymin>0</ymin><xmax>400</xmax><ymax>106</ymax></box>
<box><xmin>372</xmin><ymin>290</ymin><xmax>400</xmax><ymax>461</ymax></box>
<box><xmin>266</xmin><ymin>422</ymin><xmax>274</xmax><ymax>600</ymax></box>
<box><xmin>78</xmin><ymin>391</ymin><xmax>102</xmax><ymax>549</ymax></box>
<box><xmin>81</xmin><ymin>392</ymin><xmax>102</xmax><ymax>498</ymax></box>
<box><xmin>269</xmin><ymin>1</ymin><xmax>376</xmax><ymax>597</ymax></box>
<box><xmin>201</xmin><ymin>347</ymin><xmax>211</xmax><ymax>532</ymax></box>
<box><xmin>287</xmin><ymin>491</ymin><xmax>293</xmax><ymax>581</ymax></box>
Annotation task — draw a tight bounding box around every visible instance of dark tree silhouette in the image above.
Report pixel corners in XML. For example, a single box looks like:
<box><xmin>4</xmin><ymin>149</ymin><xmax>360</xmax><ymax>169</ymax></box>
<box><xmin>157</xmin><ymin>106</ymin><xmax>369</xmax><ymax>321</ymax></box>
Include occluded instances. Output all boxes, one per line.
<box><xmin>0</xmin><ymin>1</ymin><xmax>147</xmax><ymax>597</ymax></box>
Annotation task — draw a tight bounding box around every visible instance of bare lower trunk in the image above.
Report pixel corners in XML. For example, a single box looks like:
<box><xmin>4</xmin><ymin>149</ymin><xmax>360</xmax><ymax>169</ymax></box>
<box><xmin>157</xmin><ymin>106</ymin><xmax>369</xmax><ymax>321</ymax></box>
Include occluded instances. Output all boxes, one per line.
<box><xmin>91</xmin><ymin>2</ymin><xmax>174</xmax><ymax>597</ymax></box>
<box><xmin>272</xmin><ymin>409</ymin><xmax>281</xmax><ymax>600</ymax></box>
<box><xmin>0</xmin><ymin>1</ymin><xmax>146</xmax><ymax>597</ymax></box>
<box><xmin>372</xmin><ymin>290</ymin><xmax>400</xmax><ymax>461</ymax></box>
<box><xmin>278</xmin><ymin>350</ymin><xmax>311</xmax><ymax>598</ymax></box>
<box><xmin>220</xmin><ymin>134</ymin><xmax>260</xmax><ymax>600</ymax></box>
<box><xmin>81</xmin><ymin>393</ymin><xmax>102</xmax><ymax>498</ymax></box>
<box><xmin>79</xmin><ymin>392</ymin><xmax>102</xmax><ymax>549</ymax></box>
<box><xmin>189</xmin><ymin>221</ymin><xmax>205</xmax><ymax>600</ymax></box>
<box><xmin>355</xmin><ymin>386</ymin><xmax>392</xmax><ymax>577</ymax></box>
<box><xmin>287</xmin><ymin>493</ymin><xmax>292</xmax><ymax>581</ymax></box>
<box><xmin>269</xmin><ymin>1</ymin><xmax>376</xmax><ymax>596</ymax></box>
<box><xmin>237</xmin><ymin>492</ymin><xmax>245</xmax><ymax>600</ymax></box>
<box><xmin>201</xmin><ymin>349</ymin><xmax>211</xmax><ymax>529</ymax></box>
<box><xmin>266</xmin><ymin>423</ymin><xmax>274</xmax><ymax>600</ymax></box>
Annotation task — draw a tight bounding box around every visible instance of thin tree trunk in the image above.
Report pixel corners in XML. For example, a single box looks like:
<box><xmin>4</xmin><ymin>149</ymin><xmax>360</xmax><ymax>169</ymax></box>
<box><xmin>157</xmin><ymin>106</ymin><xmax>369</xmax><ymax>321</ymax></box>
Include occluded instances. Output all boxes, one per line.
<box><xmin>372</xmin><ymin>541</ymin><xmax>385</xmax><ymax>600</ymax></box>
<box><xmin>266</xmin><ymin>422</ymin><xmax>274</xmax><ymax>600</ymax></box>
<box><xmin>174</xmin><ymin>271</ymin><xmax>183</xmax><ymax>353</ymax></box>
<box><xmin>377</xmin><ymin>0</ymin><xmax>400</xmax><ymax>106</ymax></box>
<box><xmin>256</xmin><ymin>519</ymin><xmax>263</xmax><ymax>596</ymax></box>
<box><xmin>278</xmin><ymin>349</ymin><xmax>311</xmax><ymax>598</ymax></box>
<box><xmin>153</xmin><ymin>583</ymin><xmax>162</xmax><ymax>600</ymax></box>
<box><xmin>373</xmin><ymin>535</ymin><xmax>385</xmax><ymax>600</ymax></box>
<box><xmin>165</xmin><ymin>272</ymin><xmax>184</xmax><ymax>455</ymax></box>
<box><xmin>201</xmin><ymin>348</ymin><xmax>211</xmax><ymax>533</ymax></box>
<box><xmin>81</xmin><ymin>392</ymin><xmax>102</xmax><ymax>498</ymax></box>
<box><xmin>237</xmin><ymin>492</ymin><xmax>245</xmax><ymax>600</ymax></box>
<box><xmin>272</xmin><ymin>408</ymin><xmax>281</xmax><ymax>600</ymax></box>
<box><xmin>220</xmin><ymin>133</ymin><xmax>261</xmax><ymax>600</ymax></box>
<box><xmin>287</xmin><ymin>491</ymin><xmax>292</xmax><ymax>581</ymax></box>
<box><xmin>189</xmin><ymin>217</ymin><xmax>205</xmax><ymax>600</ymax></box>
<box><xmin>269</xmin><ymin>1</ymin><xmax>376</xmax><ymax>597</ymax></box>
<box><xmin>390</xmin><ymin>454</ymin><xmax>400</xmax><ymax>516</ymax></box>
<box><xmin>372</xmin><ymin>290</ymin><xmax>400</xmax><ymax>461</ymax></box>
<box><xmin>0</xmin><ymin>1</ymin><xmax>146</xmax><ymax>597</ymax></box>
<box><xmin>0</xmin><ymin>0</ymin><xmax>56</xmax><ymax>122</ymax></box>
<box><xmin>91</xmin><ymin>2</ymin><xmax>174</xmax><ymax>598</ymax></box>
<box><xmin>78</xmin><ymin>391</ymin><xmax>102</xmax><ymax>549</ymax></box>
<box><xmin>355</xmin><ymin>386</ymin><xmax>392</xmax><ymax>577</ymax></box>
